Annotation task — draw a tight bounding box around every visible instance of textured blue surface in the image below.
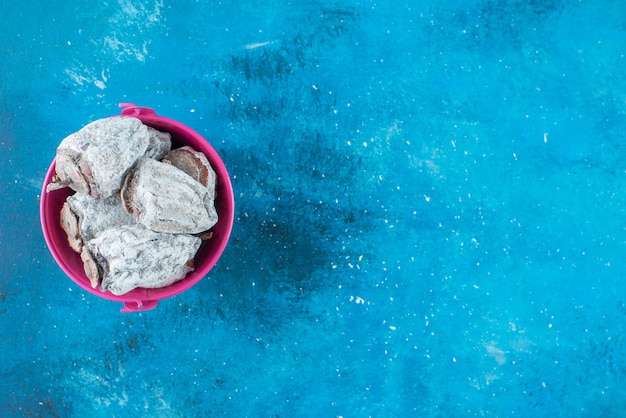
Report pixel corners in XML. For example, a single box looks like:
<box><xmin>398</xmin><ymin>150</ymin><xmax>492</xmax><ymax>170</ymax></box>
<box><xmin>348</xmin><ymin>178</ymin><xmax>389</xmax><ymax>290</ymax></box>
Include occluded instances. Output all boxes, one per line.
<box><xmin>2</xmin><ymin>0</ymin><xmax>626</xmax><ymax>416</ymax></box>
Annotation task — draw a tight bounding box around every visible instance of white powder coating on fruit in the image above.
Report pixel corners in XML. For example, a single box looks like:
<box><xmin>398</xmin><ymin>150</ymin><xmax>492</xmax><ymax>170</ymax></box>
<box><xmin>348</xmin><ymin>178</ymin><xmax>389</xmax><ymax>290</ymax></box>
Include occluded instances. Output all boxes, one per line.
<box><xmin>129</xmin><ymin>158</ymin><xmax>218</xmax><ymax>234</ymax></box>
<box><xmin>144</xmin><ymin>126</ymin><xmax>172</xmax><ymax>160</ymax></box>
<box><xmin>66</xmin><ymin>193</ymin><xmax>134</xmax><ymax>242</ymax></box>
<box><xmin>53</xmin><ymin>117</ymin><xmax>220</xmax><ymax>294</ymax></box>
<box><xmin>88</xmin><ymin>224</ymin><xmax>201</xmax><ymax>296</ymax></box>
<box><xmin>56</xmin><ymin>117</ymin><xmax>151</xmax><ymax>198</ymax></box>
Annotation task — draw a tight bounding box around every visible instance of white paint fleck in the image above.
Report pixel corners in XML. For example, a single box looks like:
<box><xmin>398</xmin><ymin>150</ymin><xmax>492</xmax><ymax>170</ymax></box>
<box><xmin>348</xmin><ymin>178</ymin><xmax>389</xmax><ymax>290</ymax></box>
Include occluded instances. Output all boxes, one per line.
<box><xmin>244</xmin><ymin>40</ymin><xmax>275</xmax><ymax>49</ymax></box>
<box><xmin>485</xmin><ymin>343</ymin><xmax>506</xmax><ymax>366</ymax></box>
<box><xmin>350</xmin><ymin>296</ymin><xmax>365</xmax><ymax>304</ymax></box>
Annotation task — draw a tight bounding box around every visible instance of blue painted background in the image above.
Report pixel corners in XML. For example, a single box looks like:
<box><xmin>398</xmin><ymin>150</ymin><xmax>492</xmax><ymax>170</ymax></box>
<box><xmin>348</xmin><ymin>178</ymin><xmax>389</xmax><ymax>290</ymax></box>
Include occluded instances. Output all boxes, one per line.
<box><xmin>2</xmin><ymin>0</ymin><xmax>626</xmax><ymax>416</ymax></box>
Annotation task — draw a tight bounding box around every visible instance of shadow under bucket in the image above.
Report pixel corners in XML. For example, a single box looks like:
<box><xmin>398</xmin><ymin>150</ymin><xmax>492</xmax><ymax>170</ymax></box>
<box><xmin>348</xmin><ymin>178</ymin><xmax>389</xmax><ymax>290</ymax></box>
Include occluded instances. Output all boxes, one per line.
<box><xmin>40</xmin><ymin>104</ymin><xmax>235</xmax><ymax>312</ymax></box>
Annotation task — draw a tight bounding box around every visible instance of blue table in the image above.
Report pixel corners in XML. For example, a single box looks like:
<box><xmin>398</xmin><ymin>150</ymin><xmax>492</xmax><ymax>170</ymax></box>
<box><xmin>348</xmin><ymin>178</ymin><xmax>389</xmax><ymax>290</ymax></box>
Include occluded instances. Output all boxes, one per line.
<box><xmin>2</xmin><ymin>1</ymin><xmax>626</xmax><ymax>416</ymax></box>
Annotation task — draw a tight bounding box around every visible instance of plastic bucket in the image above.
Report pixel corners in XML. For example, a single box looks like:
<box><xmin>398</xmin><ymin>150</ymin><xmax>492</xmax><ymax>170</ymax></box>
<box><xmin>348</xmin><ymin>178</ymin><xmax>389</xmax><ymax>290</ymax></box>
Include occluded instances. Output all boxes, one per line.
<box><xmin>40</xmin><ymin>103</ymin><xmax>235</xmax><ymax>312</ymax></box>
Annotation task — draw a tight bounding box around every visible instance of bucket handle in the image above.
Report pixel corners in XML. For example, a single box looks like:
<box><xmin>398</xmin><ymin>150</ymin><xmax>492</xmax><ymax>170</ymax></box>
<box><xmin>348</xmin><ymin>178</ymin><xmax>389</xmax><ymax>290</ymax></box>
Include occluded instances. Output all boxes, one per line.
<box><xmin>118</xmin><ymin>103</ymin><xmax>168</xmax><ymax>314</ymax></box>
<box><xmin>121</xmin><ymin>299</ymin><xmax>159</xmax><ymax>313</ymax></box>
<box><xmin>119</xmin><ymin>102</ymin><xmax>156</xmax><ymax>117</ymax></box>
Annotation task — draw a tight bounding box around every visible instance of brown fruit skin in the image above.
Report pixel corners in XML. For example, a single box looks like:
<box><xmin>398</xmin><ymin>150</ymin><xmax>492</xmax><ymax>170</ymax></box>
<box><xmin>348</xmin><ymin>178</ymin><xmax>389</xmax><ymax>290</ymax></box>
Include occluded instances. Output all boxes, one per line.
<box><xmin>48</xmin><ymin>152</ymin><xmax>91</xmax><ymax>195</ymax></box>
<box><xmin>60</xmin><ymin>201</ymin><xmax>83</xmax><ymax>253</ymax></box>
<box><xmin>163</xmin><ymin>146</ymin><xmax>216</xmax><ymax>192</ymax></box>
<box><xmin>120</xmin><ymin>167</ymin><xmax>139</xmax><ymax>216</ymax></box>
<box><xmin>80</xmin><ymin>247</ymin><xmax>101</xmax><ymax>289</ymax></box>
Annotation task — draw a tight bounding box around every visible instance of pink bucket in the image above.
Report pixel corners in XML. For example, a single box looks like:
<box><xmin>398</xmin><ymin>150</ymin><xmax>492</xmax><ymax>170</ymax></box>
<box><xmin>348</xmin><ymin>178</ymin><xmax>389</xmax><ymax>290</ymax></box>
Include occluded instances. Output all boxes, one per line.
<box><xmin>40</xmin><ymin>104</ymin><xmax>235</xmax><ymax>312</ymax></box>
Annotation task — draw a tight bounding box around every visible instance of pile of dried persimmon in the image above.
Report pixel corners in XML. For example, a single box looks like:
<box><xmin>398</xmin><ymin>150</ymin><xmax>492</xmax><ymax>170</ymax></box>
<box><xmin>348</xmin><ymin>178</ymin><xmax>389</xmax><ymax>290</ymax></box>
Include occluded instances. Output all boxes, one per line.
<box><xmin>47</xmin><ymin>117</ymin><xmax>218</xmax><ymax>295</ymax></box>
